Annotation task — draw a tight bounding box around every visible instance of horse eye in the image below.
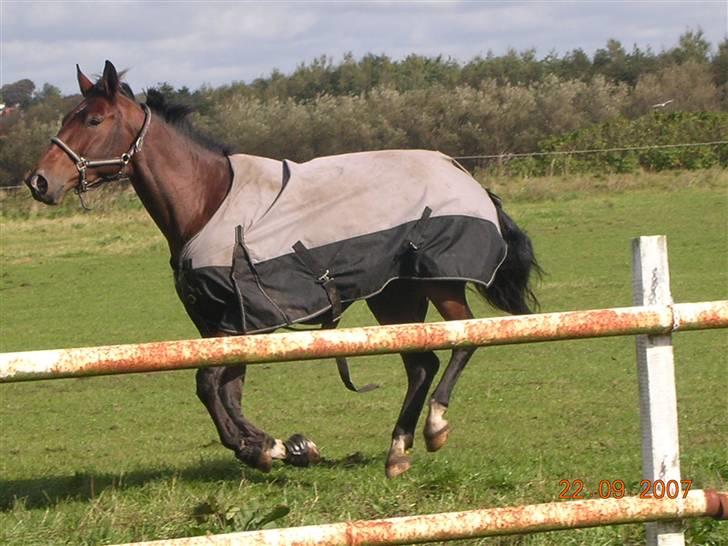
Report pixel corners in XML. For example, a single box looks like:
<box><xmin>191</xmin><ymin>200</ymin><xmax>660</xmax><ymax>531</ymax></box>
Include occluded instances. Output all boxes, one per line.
<box><xmin>87</xmin><ymin>115</ymin><xmax>104</xmax><ymax>127</ymax></box>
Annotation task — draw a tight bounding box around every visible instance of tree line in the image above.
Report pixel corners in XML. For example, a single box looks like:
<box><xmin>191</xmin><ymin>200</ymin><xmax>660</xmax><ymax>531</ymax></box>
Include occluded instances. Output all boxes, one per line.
<box><xmin>1</xmin><ymin>30</ymin><xmax>726</xmax><ymax>186</ymax></box>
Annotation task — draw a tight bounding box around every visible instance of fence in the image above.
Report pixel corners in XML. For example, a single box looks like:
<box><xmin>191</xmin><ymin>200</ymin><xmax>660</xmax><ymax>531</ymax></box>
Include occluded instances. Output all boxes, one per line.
<box><xmin>1</xmin><ymin>236</ymin><xmax>726</xmax><ymax>545</ymax></box>
<box><xmin>116</xmin><ymin>490</ymin><xmax>726</xmax><ymax>546</ymax></box>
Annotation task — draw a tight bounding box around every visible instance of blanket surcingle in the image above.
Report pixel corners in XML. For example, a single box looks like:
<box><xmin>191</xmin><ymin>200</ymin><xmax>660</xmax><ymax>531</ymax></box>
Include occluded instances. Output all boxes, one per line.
<box><xmin>174</xmin><ymin>150</ymin><xmax>507</xmax><ymax>334</ymax></box>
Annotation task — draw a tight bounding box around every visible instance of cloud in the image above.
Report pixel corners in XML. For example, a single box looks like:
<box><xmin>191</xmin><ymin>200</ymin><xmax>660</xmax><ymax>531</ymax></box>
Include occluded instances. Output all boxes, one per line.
<box><xmin>1</xmin><ymin>0</ymin><xmax>725</xmax><ymax>94</ymax></box>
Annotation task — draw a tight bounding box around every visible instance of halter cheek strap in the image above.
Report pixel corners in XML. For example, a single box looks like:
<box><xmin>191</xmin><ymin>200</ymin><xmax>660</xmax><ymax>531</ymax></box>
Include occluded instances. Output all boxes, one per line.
<box><xmin>50</xmin><ymin>103</ymin><xmax>152</xmax><ymax>200</ymax></box>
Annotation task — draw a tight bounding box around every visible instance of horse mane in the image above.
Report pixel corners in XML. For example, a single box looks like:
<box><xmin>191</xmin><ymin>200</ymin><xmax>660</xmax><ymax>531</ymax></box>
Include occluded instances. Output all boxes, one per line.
<box><xmin>87</xmin><ymin>71</ymin><xmax>232</xmax><ymax>156</ymax></box>
<box><xmin>143</xmin><ymin>88</ymin><xmax>232</xmax><ymax>156</ymax></box>
<box><xmin>88</xmin><ymin>69</ymin><xmax>136</xmax><ymax>100</ymax></box>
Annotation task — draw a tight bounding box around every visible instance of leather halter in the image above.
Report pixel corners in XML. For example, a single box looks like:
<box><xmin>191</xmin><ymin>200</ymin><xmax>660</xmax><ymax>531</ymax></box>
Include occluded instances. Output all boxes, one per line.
<box><xmin>51</xmin><ymin>103</ymin><xmax>152</xmax><ymax>198</ymax></box>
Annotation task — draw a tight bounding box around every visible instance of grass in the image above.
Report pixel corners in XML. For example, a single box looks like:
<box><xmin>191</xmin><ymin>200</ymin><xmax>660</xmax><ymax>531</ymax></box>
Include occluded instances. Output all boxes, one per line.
<box><xmin>0</xmin><ymin>170</ymin><xmax>727</xmax><ymax>545</ymax></box>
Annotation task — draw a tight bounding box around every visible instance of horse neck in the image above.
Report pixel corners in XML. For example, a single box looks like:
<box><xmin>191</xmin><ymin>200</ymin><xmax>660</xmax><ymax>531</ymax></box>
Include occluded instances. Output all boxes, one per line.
<box><xmin>129</xmin><ymin>120</ymin><xmax>231</xmax><ymax>261</ymax></box>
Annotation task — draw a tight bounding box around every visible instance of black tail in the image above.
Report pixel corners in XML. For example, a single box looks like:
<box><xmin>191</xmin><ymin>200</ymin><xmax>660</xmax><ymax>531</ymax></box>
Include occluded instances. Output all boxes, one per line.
<box><xmin>477</xmin><ymin>192</ymin><xmax>542</xmax><ymax>315</ymax></box>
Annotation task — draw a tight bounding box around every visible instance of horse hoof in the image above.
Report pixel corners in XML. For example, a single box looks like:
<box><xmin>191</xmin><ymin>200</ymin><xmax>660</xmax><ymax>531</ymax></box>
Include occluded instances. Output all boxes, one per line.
<box><xmin>385</xmin><ymin>454</ymin><xmax>411</xmax><ymax>479</ymax></box>
<box><xmin>424</xmin><ymin>424</ymin><xmax>450</xmax><ymax>452</ymax></box>
<box><xmin>284</xmin><ymin>434</ymin><xmax>320</xmax><ymax>467</ymax></box>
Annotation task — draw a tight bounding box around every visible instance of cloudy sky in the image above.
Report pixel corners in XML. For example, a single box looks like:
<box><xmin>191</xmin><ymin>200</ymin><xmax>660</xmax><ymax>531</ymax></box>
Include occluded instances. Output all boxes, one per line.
<box><xmin>1</xmin><ymin>1</ymin><xmax>726</xmax><ymax>95</ymax></box>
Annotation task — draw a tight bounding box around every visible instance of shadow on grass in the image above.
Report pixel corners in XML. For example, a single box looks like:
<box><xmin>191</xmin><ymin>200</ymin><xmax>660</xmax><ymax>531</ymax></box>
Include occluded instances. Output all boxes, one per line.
<box><xmin>1</xmin><ymin>459</ymin><xmax>265</xmax><ymax>511</ymax></box>
<box><xmin>317</xmin><ymin>451</ymin><xmax>379</xmax><ymax>469</ymax></box>
<box><xmin>1</xmin><ymin>452</ymin><xmax>380</xmax><ymax>512</ymax></box>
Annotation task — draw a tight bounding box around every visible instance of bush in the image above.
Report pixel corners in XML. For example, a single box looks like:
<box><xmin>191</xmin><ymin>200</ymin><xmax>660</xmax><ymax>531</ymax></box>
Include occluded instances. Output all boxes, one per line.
<box><xmin>2</xmin><ymin>32</ymin><xmax>726</xmax><ymax>186</ymax></box>
<box><xmin>628</xmin><ymin>62</ymin><xmax>720</xmax><ymax>116</ymax></box>
<box><xmin>0</xmin><ymin>118</ymin><xmax>60</xmax><ymax>185</ymax></box>
<box><xmin>534</xmin><ymin>111</ymin><xmax>728</xmax><ymax>175</ymax></box>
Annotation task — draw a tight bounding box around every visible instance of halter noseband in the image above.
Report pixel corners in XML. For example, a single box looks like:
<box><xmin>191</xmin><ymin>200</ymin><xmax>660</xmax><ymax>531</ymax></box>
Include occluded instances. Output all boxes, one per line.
<box><xmin>51</xmin><ymin>103</ymin><xmax>152</xmax><ymax>201</ymax></box>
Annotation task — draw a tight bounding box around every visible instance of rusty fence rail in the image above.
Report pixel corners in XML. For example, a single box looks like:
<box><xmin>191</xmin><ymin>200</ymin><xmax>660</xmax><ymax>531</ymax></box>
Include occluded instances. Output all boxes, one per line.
<box><xmin>3</xmin><ymin>235</ymin><xmax>727</xmax><ymax>546</ymax></box>
<box><xmin>1</xmin><ymin>300</ymin><xmax>726</xmax><ymax>383</ymax></box>
<box><xmin>114</xmin><ymin>489</ymin><xmax>727</xmax><ymax>546</ymax></box>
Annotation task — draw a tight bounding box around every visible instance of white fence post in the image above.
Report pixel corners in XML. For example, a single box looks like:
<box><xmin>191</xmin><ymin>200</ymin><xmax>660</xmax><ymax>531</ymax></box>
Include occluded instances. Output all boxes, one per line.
<box><xmin>632</xmin><ymin>235</ymin><xmax>684</xmax><ymax>546</ymax></box>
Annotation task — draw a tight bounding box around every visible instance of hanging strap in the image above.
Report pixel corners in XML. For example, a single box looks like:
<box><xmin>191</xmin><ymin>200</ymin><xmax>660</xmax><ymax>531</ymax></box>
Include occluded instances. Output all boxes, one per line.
<box><xmin>292</xmin><ymin>240</ymin><xmax>378</xmax><ymax>394</ymax></box>
<box><xmin>231</xmin><ymin>226</ymin><xmax>250</xmax><ymax>333</ymax></box>
<box><xmin>292</xmin><ymin>241</ymin><xmax>343</xmax><ymax>319</ymax></box>
<box><xmin>407</xmin><ymin>206</ymin><xmax>432</xmax><ymax>251</ymax></box>
<box><xmin>333</xmin><ymin>336</ymin><xmax>379</xmax><ymax>394</ymax></box>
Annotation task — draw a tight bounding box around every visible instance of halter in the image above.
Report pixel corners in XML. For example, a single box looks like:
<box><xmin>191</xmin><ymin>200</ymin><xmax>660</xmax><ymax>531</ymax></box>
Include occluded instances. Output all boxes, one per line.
<box><xmin>50</xmin><ymin>103</ymin><xmax>152</xmax><ymax>208</ymax></box>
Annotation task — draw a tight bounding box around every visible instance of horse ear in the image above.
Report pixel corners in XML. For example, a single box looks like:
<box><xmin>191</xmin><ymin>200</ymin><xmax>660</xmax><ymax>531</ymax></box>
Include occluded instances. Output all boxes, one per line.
<box><xmin>77</xmin><ymin>65</ymin><xmax>94</xmax><ymax>96</ymax></box>
<box><xmin>101</xmin><ymin>60</ymin><xmax>120</xmax><ymax>98</ymax></box>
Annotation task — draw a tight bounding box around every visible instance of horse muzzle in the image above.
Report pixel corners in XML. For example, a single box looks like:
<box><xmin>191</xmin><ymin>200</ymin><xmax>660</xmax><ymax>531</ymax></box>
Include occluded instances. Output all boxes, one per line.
<box><xmin>26</xmin><ymin>173</ymin><xmax>63</xmax><ymax>205</ymax></box>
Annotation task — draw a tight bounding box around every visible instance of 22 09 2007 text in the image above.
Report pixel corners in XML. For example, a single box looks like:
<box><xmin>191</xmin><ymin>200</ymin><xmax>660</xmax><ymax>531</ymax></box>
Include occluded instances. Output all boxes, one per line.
<box><xmin>559</xmin><ymin>479</ymin><xmax>693</xmax><ymax>499</ymax></box>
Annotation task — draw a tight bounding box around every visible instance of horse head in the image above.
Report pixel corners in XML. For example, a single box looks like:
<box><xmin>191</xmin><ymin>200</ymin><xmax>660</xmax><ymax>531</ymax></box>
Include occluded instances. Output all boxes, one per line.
<box><xmin>26</xmin><ymin>60</ymin><xmax>149</xmax><ymax>205</ymax></box>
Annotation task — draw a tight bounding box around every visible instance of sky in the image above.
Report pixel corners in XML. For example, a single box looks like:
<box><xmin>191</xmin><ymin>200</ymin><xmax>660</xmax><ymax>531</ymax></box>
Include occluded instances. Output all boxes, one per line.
<box><xmin>1</xmin><ymin>0</ymin><xmax>727</xmax><ymax>95</ymax></box>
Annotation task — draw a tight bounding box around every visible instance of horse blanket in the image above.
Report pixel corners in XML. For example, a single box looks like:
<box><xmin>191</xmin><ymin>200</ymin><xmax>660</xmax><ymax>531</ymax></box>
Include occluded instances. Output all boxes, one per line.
<box><xmin>174</xmin><ymin>150</ymin><xmax>507</xmax><ymax>334</ymax></box>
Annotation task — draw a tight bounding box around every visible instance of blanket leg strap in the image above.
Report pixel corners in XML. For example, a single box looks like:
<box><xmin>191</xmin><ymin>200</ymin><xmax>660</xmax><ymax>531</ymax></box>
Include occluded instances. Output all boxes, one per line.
<box><xmin>293</xmin><ymin>241</ymin><xmax>378</xmax><ymax>394</ymax></box>
<box><xmin>334</xmin><ymin>353</ymin><xmax>378</xmax><ymax>393</ymax></box>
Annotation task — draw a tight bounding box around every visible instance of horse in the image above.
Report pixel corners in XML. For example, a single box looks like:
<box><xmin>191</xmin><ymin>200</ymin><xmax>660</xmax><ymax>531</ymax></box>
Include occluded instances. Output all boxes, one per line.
<box><xmin>26</xmin><ymin>61</ymin><xmax>541</xmax><ymax>478</ymax></box>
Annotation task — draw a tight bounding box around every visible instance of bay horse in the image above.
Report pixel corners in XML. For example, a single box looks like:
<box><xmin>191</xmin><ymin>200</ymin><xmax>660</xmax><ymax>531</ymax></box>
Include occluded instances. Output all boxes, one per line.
<box><xmin>26</xmin><ymin>61</ymin><xmax>540</xmax><ymax>478</ymax></box>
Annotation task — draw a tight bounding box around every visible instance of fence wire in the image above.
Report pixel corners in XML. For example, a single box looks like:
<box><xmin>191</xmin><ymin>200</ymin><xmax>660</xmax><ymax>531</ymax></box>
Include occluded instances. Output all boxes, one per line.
<box><xmin>452</xmin><ymin>140</ymin><xmax>728</xmax><ymax>161</ymax></box>
<box><xmin>1</xmin><ymin>141</ymin><xmax>726</xmax><ymax>190</ymax></box>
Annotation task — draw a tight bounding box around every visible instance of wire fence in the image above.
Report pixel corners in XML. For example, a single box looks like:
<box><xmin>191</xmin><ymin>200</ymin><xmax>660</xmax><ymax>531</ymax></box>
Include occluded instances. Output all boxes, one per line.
<box><xmin>1</xmin><ymin>140</ymin><xmax>726</xmax><ymax>190</ymax></box>
<box><xmin>451</xmin><ymin>140</ymin><xmax>728</xmax><ymax>161</ymax></box>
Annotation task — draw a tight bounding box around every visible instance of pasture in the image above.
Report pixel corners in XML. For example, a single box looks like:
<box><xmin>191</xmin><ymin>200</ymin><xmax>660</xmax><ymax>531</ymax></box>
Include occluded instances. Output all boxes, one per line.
<box><xmin>1</xmin><ymin>170</ymin><xmax>726</xmax><ymax>545</ymax></box>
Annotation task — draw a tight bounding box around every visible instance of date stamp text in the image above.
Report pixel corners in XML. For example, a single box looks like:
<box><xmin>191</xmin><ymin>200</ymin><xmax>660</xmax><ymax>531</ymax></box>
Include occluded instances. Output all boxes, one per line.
<box><xmin>558</xmin><ymin>479</ymin><xmax>692</xmax><ymax>499</ymax></box>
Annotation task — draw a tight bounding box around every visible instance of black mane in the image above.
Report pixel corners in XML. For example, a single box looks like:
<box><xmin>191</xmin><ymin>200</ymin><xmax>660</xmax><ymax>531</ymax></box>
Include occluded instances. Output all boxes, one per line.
<box><xmin>143</xmin><ymin>88</ymin><xmax>232</xmax><ymax>156</ymax></box>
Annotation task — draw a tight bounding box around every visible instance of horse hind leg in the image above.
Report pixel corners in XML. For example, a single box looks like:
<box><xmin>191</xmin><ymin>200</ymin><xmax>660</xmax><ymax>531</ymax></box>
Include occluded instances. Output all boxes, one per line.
<box><xmin>366</xmin><ymin>280</ymin><xmax>439</xmax><ymax>478</ymax></box>
<box><xmin>386</xmin><ymin>352</ymin><xmax>440</xmax><ymax>477</ymax></box>
<box><xmin>422</xmin><ymin>281</ymin><xmax>476</xmax><ymax>453</ymax></box>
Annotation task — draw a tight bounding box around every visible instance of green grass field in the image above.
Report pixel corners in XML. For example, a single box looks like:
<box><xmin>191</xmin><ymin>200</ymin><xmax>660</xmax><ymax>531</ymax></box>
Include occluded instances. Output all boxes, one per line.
<box><xmin>1</xmin><ymin>171</ymin><xmax>726</xmax><ymax>545</ymax></box>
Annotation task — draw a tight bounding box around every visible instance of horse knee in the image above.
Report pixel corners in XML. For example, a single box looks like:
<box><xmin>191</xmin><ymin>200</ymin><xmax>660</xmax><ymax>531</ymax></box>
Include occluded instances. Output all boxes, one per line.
<box><xmin>404</xmin><ymin>351</ymin><xmax>439</xmax><ymax>373</ymax></box>
<box><xmin>195</xmin><ymin>368</ymin><xmax>217</xmax><ymax>404</ymax></box>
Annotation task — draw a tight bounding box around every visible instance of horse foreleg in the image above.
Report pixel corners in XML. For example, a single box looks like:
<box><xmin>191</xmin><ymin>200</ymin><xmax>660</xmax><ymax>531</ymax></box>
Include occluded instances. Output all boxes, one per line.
<box><xmin>195</xmin><ymin>323</ymin><xmax>319</xmax><ymax>472</ymax></box>
<box><xmin>196</xmin><ymin>365</ymin><xmax>285</xmax><ymax>472</ymax></box>
<box><xmin>217</xmin><ymin>365</ymin><xmax>320</xmax><ymax>471</ymax></box>
<box><xmin>195</xmin><ymin>367</ymin><xmax>243</xmax><ymax>452</ymax></box>
<box><xmin>215</xmin><ymin>365</ymin><xmax>275</xmax><ymax>471</ymax></box>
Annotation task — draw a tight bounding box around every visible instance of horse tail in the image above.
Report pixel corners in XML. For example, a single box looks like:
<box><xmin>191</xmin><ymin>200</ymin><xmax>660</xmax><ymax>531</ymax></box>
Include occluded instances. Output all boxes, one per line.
<box><xmin>476</xmin><ymin>192</ymin><xmax>542</xmax><ymax>315</ymax></box>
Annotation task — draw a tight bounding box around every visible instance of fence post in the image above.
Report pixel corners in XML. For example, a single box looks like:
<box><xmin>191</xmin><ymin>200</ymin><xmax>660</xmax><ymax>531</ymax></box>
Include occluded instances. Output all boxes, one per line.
<box><xmin>632</xmin><ymin>235</ymin><xmax>684</xmax><ymax>546</ymax></box>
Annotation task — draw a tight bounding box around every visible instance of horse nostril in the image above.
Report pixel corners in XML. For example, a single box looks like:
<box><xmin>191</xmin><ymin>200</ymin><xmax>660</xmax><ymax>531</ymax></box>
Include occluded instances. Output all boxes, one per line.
<box><xmin>28</xmin><ymin>174</ymin><xmax>49</xmax><ymax>195</ymax></box>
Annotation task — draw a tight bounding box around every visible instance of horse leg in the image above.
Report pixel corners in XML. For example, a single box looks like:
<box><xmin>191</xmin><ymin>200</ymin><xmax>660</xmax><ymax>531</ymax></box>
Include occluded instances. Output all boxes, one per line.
<box><xmin>366</xmin><ymin>280</ymin><xmax>440</xmax><ymax>478</ymax></box>
<box><xmin>422</xmin><ymin>281</ymin><xmax>476</xmax><ymax>453</ymax></box>
<box><xmin>215</xmin><ymin>364</ymin><xmax>276</xmax><ymax>471</ymax></box>
<box><xmin>195</xmin><ymin>366</ymin><xmax>245</xmax><ymax>452</ymax></box>
<box><xmin>217</xmin><ymin>365</ymin><xmax>320</xmax><ymax>471</ymax></box>
<box><xmin>195</xmin><ymin>330</ymin><xmax>319</xmax><ymax>472</ymax></box>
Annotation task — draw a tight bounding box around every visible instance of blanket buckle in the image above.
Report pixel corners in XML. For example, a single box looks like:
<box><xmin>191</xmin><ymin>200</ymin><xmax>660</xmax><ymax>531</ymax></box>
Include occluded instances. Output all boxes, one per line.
<box><xmin>292</xmin><ymin>240</ymin><xmax>378</xmax><ymax>394</ymax></box>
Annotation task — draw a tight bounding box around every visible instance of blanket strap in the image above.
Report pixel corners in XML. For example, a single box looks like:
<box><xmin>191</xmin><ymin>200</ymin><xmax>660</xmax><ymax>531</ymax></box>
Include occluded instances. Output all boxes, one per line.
<box><xmin>407</xmin><ymin>206</ymin><xmax>433</xmax><ymax>250</ymax></box>
<box><xmin>292</xmin><ymin>241</ymin><xmax>378</xmax><ymax>394</ymax></box>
